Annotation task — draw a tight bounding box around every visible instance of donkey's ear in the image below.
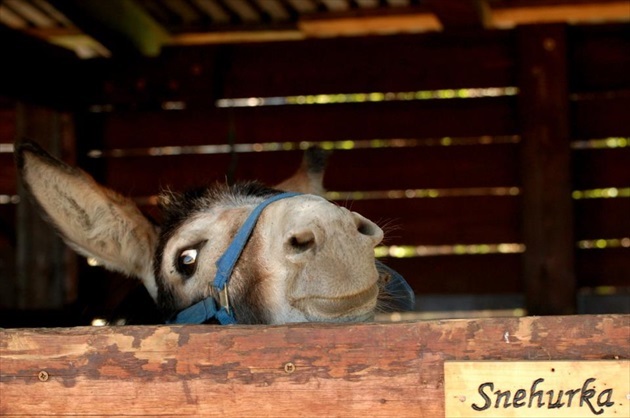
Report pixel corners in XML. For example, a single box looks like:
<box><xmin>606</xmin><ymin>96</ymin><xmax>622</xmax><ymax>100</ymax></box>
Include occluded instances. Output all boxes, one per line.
<box><xmin>16</xmin><ymin>140</ymin><xmax>160</xmax><ymax>300</ymax></box>
<box><xmin>275</xmin><ymin>146</ymin><xmax>329</xmax><ymax>196</ymax></box>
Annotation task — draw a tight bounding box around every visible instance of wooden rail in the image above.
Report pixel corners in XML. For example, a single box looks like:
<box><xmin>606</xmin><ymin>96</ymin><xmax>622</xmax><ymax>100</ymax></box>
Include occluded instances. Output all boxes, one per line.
<box><xmin>1</xmin><ymin>314</ymin><xmax>628</xmax><ymax>417</ymax></box>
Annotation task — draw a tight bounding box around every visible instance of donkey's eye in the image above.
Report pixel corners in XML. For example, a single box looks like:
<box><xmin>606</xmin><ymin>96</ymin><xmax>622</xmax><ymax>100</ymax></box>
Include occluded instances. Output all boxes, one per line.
<box><xmin>181</xmin><ymin>249</ymin><xmax>197</xmax><ymax>265</ymax></box>
<box><xmin>175</xmin><ymin>240</ymin><xmax>207</xmax><ymax>278</ymax></box>
<box><xmin>177</xmin><ymin>248</ymin><xmax>198</xmax><ymax>277</ymax></box>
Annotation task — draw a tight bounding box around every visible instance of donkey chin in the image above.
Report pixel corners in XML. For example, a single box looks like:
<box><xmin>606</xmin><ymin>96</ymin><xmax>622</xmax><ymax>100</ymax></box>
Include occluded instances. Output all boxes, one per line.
<box><xmin>292</xmin><ymin>282</ymin><xmax>380</xmax><ymax>322</ymax></box>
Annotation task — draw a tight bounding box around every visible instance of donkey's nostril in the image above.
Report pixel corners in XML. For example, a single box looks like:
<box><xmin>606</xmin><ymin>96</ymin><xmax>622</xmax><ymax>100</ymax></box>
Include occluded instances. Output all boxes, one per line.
<box><xmin>352</xmin><ymin>212</ymin><xmax>384</xmax><ymax>244</ymax></box>
<box><xmin>357</xmin><ymin>219</ymin><xmax>376</xmax><ymax>236</ymax></box>
<box><xmin>288</xmin><ymin>229</ymin><xmax>316</xmax><ymax>253</ymax></box>
<box><xmin>354</xmin><ymin>214</ymin><xmax>376</xmax><ymax>236</ymax></box>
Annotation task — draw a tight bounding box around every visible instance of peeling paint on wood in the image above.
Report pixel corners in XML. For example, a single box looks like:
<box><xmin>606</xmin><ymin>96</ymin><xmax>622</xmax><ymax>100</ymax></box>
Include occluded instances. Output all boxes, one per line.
<box><xmin>1</xmin><ymin>315</ymin><xmax>628</xmax><ymax>417</ymax></box>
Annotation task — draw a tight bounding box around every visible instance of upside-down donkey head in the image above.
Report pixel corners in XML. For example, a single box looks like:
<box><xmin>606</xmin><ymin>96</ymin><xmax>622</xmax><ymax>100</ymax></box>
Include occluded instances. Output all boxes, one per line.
<box><xmin>17</xmin><ymin>141</ymin><xmax>402</xmax><ymax>324</ymax></box>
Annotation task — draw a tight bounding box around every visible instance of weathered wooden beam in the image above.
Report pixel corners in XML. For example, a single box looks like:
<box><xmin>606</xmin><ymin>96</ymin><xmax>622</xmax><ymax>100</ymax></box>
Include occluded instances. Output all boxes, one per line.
<box><xmin>517</xmin><ymin>25</ymin><xmax>575</xmax><ymax>315</ymax></box>
<box><xmin>298</xmin><ymin>12</ymin><xmax>441</xmax><ymax>36</ymax></box>
<box><xmin>492</xmin><ymin>2</ymin><xmax>630</xmax><ymax>29</ymax></box>
<box><xmin>48</xmin><ymin>0</ymin><xmax>171</xmax><ymax>57</ymax></box>
<box><xmin>0</xmin><ymin>315</ymin><xmax>627</xmax><ymax>417</ymax></box>
<box><xmin>172</xmin><ymin>29</ymin><xmax>305</xmax><ymax>44</ymax></box>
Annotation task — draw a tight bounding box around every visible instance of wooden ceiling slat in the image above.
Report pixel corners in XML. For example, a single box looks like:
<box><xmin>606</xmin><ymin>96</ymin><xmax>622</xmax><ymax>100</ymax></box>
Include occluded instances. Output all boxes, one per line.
<box><xmin>161</xmin><ymin>0</ymin><xmax>203</xmax><ymax>24</ymax></box>
<box><xmin>424</xmin><ymin>0</ymin><xmax>490</xmax><ymax>30</ymax></box>
<box><xmin>212</xmin><ymin>0</ymin><xmax>244</xmax><ymax>24</ymax></box>
<box><xmin>222</xmin><ymin>0</ymin><xmax>260</xmax><ymax>22</ymax></box>
<box><xmin>190</xmin><ymin>0</ymin><xmax>231</xmax><ymax>23</ymax></box>
<box><xmin>355</xmin><ymin>0</ymin><xmax>380</xmax><ymax>8</ymax></box>
<box><xmin>0</xmin><ymin>4</ymin><xmax>29</xmax><ymax>28</ymax></box>
<box><xmin>286</xmin><ymin>0</ymin><xmax>318</xmax><ymax>14</ymax></box>
<box><xmin>243</xmin><ymin>0</ymin><xmax>273</xmax><ymax>23</ymax></box>
<box><xmin>386</xmin><ymin>0</ymin><xmax>411</xmax><ymax>7</ymax></box>
<box><xmin>277</xmin><ymin>0</ymin><xmax>300</xmax><ymax>20</ymax></box>
<box><xmin>3</xmin><ymin>0</ymin><xmax>630</xmax><ymax>54</ymax></box>
<box><xmin>3</xmin><ymin>0</ymin><xmax>57</xmax><ymax>27</ymax></box>
<box><xmin>253</xmin><ymin>0</ymin><xmax>290</xmax><ymax>21</ymax></box>
<box><xmin>31</xmin><ymin>0</ymin><xmax>73</xmax><ymax>27</ymax></box>
<box><xmin>48</xmin><ymin>0</ymin><xmax>170</xmax><ymax>57</ymax></box>
<box><xmin>7</xmin><ymin>0</ymin><xmax>629</xmax><ymax>50</ymax></box>
<box><xmin>320</xmin><ymin>0</ymin><xmax>351</xmax><ymax>12</ymax></box>
<box><xmin>136</xmin><ymin>0</ymin><xmax>177</xmax><ymax>26</ymax></box>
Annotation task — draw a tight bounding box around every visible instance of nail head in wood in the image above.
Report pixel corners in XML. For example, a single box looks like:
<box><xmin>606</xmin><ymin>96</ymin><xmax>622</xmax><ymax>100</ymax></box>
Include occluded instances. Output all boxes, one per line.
<box><xmin>284</xmin><ymin>362</ymin><xmax>296</xmax><ymax>374</ymax></box>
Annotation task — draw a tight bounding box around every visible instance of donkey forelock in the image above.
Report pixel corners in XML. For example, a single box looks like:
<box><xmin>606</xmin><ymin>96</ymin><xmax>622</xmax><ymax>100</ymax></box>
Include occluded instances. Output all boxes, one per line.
<box><xmin>158</xmin><ymin>182</ymin><xmax>280</xmax><ymax>235</ymax></box>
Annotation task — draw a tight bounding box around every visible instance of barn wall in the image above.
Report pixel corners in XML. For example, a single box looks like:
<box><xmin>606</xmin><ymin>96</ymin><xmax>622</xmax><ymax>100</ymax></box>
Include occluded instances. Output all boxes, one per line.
<box><xmin>0</xmin><ymin>102</ymin><xmax>78</xmax><ymax>314</ymax></box>
<box><xmin>0</xmin><ymin>22</ymin><xmax>628</xmax><ymax>322</ymax></box>
<box><xmin>0</xmin><ymin>99</ymin><xmax>17</xmax><ymax>310</ymax></box>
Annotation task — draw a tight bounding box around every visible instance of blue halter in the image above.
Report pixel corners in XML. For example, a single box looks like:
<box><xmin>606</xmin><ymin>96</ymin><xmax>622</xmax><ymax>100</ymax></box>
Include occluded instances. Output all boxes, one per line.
<box><xmin>167</xmin><ymin>192</ymin><xmax>300</xmax><ymax>325</ymax></box>
<box><xmin>166</xmin><ymin>192</ymin><xmax>415</xmax><ymax>325</ymax></box>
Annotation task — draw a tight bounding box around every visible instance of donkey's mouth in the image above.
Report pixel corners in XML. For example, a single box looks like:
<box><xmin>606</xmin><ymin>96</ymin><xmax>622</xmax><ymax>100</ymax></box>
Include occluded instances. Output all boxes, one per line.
<box><xmin>292</xmin><ymin>283</ymin><xmax>379</xmax><ymax>320</ymax></box>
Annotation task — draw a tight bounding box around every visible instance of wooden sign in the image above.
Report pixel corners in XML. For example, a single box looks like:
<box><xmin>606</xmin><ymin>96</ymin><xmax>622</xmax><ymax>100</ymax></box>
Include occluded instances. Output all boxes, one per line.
<box><xmin>445</xmin><ymin>361</ymin><xmax>630</xmax><ymax>417</ymax></box>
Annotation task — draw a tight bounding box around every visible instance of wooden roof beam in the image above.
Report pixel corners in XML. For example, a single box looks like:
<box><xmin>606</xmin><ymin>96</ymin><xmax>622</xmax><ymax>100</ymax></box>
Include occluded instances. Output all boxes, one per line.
<box><xmin>424</xmin><ymin>0</ymin><xmax>490</xmax><ymax>31</ymax></box>
<box><xmin>172</xmin><ymin>12</ymin><xmax>441</xmax><ymax>44</ymax></box>
<box><xmin>299</xmin><ymin>12</ymin><xmax>441</xmax><ymax>36</ymax></box>
<box><xmin>492</xmin><ymin>2</ymin><xmax>630</xmax><ymax>28</ymax></box>
<box><xmin>47</xmin><ymin>0</ymin><xmax>171</xmax><ymax>57</ymax></box>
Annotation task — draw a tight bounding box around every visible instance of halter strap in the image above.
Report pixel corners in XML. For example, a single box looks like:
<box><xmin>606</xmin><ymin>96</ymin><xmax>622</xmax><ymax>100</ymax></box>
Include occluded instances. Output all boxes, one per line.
<box><xmin>167</xmin><ymin>192</ymin><xmax>300</xmax><ymax>325</ymax></box>
<box><xmin>214</xmin><ymin>192</ymin><xmax>301</xmax><ymax>293</ymax></box>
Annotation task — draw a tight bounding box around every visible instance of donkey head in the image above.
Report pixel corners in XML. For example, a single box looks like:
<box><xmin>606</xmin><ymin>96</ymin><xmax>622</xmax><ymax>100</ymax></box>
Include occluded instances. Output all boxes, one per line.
<box><xmin>17</xmin><ymin>141</ymin><xmax>408</xmax><ymax>325</ymax></box>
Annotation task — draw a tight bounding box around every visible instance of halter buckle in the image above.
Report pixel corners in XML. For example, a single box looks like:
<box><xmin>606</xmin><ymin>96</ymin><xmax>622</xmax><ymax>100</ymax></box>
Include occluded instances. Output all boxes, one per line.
<box><xmin>218</xmin><ymin>286</ymin><xmax>230</xmax><ymax>314</ymax></box>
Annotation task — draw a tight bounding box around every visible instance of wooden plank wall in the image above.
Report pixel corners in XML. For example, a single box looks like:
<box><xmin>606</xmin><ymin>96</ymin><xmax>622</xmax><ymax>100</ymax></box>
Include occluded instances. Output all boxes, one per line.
<box><xmin>1</xmin><ymin>314</ymin><xmax>628</xmax><ymax>417</ymax></box>
<box><xmin>78</xmin><ymin>29</ymin><xmax>524</xmax><ymax>308</ymax></box>
<box><xmin>0</xmin><ymin>23</ymin><xmax>628</xmax><ymax>318</ymax></box>
<box><xmin>569</xmin><ymin>24</ymin><xmax>630</xmax><ymax>292</ymax></box>
<box><xmin>0</xmin><ymin>103</ymin><xmax>78</xmax><ymax>312</ymax></box>
<box><xmin>0</xmin><ymin>100</ymin><xmax>17</xmax><ymax>310</ymax></box>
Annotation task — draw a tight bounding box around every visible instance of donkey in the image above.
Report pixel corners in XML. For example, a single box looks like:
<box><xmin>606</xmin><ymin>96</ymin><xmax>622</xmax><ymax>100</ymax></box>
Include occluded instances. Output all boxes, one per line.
<box><xmin>16</xmin><ymin>140</ymin><xmax>413</xmax><ymax>325</ymax></box>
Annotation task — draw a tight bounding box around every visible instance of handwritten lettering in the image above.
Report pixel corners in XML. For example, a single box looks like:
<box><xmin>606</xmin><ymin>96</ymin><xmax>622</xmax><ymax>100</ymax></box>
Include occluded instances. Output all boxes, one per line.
<box><xmin>471</xmin><ymin>378</ymin><xmax>615</xmax><ymax>415</ymax></box>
